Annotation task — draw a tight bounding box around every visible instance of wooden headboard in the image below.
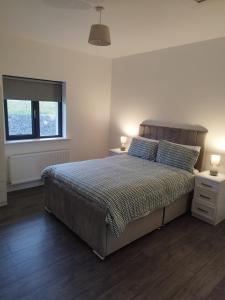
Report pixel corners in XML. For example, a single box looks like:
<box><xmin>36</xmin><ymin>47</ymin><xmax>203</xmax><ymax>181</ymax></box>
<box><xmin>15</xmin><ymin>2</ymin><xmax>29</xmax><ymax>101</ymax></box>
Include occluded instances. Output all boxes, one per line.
<box><xmin>139</xmin><ymin>120</ymin><xmax>208</xmax><ymax>171</ymax></box>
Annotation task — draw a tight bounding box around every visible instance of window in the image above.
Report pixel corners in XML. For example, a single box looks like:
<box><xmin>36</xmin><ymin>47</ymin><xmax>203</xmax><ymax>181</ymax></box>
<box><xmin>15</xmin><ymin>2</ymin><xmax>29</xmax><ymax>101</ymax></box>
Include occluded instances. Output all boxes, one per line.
<box><xmin>39</xmin><ymin>101</ymin><xmax>60</xmax><ymax>137</ymax></box>
<box><xmin>3</xmin><ymin>76</ymin><xmax>63</xmax><ymax>141</ymax></box>
<box><xmin>7</xmin><ymin>100</ymin><xmax>33</xmax><ymax>137</ymax></box>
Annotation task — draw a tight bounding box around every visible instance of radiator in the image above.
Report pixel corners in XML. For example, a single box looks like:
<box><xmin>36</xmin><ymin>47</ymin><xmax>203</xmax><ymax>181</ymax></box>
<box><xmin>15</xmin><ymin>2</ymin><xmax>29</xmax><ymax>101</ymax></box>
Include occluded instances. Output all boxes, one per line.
<box><xmin>8</xmin><ymin>149</ymin><xmax>71</xmax><ymax>185</ymax></box>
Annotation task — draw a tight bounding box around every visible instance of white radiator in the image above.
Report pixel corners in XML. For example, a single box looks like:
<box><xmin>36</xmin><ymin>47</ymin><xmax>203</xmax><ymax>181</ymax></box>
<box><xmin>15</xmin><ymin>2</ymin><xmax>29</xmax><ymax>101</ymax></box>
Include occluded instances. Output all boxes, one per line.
<box><xmin>8</xmin><ymin>149</ymin><xmax>71</xmax><ymax>185</ymax></box>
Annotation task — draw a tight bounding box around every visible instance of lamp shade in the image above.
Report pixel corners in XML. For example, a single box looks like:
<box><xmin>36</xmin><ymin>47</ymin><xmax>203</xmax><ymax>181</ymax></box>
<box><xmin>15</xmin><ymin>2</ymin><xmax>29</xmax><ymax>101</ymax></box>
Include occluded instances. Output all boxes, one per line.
<box><xmin>120</xmin><ymin>136</ymin><xmax>127</xmax><ymax>144</ymax></box>
<box><xmin>210</xmin><ymin>154</ymin><xmax>221</xmax><ymax>176</ymax></box>
<box><xmin>88</xmin><ymin>24</ymin><xmax>111</xmax><ymax>46</ymax></box>
<box><xmin>210</xmin><ymin>154</ymin><xmax>221</xmax><ymax>166</ymax></box>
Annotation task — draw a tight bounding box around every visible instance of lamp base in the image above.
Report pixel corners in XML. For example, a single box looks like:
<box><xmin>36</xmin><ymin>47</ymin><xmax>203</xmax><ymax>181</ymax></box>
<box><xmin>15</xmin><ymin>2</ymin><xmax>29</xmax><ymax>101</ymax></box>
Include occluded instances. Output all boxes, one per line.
<box><xmin>210</xmin><ymin>170</ymin><xmax>218</xmax><ymax>176</ymax></box>
<box><xmin>120</xmin><ymin>146</ymin><xmax>126</xmax><ymax>151</ymax></box>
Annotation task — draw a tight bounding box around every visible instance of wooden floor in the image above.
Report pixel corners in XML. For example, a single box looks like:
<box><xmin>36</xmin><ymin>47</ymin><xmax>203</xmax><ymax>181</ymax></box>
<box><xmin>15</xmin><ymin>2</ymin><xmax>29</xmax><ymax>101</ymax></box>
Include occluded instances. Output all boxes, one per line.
<box><xmin>1</xmin><ymin>189</ymin><xmax>225</xmax><ymax>300</ymax></box>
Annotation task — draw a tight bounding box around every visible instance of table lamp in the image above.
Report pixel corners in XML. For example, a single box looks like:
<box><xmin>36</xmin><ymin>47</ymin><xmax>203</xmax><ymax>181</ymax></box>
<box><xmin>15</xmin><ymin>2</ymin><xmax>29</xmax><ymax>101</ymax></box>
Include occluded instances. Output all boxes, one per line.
<box><xmin>210</xmin><ymin>154</ymin><xmax>221</xmax><ymax>176</ymax></box>
<box><xmin>120</xmin><ymin>136</ymin><xmax>127</xmax><ymax>151</ymax></box>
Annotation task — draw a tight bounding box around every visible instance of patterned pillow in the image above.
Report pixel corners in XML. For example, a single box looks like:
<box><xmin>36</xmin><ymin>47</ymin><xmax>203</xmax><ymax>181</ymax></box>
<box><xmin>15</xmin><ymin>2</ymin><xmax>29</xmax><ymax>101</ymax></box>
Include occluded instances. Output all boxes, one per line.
<box><xmin>156</xmin><ymin>140</ymin><xmax>200</xmax><ymax>173</ymax></box>
<box><xmin>128</xmin><ymin>137</ymin><xmax>158</xmax><ymax>160</ymax></box>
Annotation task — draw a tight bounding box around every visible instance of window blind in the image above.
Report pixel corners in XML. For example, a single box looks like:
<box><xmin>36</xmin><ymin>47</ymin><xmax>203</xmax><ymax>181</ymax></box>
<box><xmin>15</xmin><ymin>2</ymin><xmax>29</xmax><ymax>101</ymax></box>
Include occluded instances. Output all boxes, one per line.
<box><xmin>3</xmin><ymin>75</ymin><xmax>62</xmax><ymax>102</ymax></box>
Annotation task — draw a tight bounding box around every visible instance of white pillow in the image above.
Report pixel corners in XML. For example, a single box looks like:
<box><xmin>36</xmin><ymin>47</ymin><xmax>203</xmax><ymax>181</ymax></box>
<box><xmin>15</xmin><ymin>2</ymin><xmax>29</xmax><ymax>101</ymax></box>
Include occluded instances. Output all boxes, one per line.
<box><xmin>137</xmin><ymin>138</ymin><xmax>200</xmax><ymax>152</ymax></box>
<box><xmin>135</xmin><ymin>136</ymin><xmax>159</xmax><ymax>143</ymax></box>
<box><xmin>136</xmin><ymin>137</ymin><xmax>201</xmax><ymax>153</ymax></box>
<box><xmin>179</xmin><ymin>144</ymin><xmax>201</xmax><ymax>153</ymax></box>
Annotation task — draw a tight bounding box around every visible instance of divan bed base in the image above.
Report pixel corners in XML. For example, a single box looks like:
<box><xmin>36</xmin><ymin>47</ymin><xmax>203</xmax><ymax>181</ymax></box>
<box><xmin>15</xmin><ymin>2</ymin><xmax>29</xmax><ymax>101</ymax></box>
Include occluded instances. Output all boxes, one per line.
<box><xmin>92</xmin><ymin>250</ymin><xmax>105</xmax><ymax>260</ymax></box>
<box><xmin>44</xmin><ymin>178</ymin><xmax>191</xmax><ymax>259</ymax></box>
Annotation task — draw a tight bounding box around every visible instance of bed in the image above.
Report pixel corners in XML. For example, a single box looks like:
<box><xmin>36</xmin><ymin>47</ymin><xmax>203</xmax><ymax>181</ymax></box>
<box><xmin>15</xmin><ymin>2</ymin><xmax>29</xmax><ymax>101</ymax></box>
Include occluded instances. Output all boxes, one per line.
<box><xmin>43</xmin><ymin>121</ymin><xmax>208</xmax><ymax>259</ymax></box>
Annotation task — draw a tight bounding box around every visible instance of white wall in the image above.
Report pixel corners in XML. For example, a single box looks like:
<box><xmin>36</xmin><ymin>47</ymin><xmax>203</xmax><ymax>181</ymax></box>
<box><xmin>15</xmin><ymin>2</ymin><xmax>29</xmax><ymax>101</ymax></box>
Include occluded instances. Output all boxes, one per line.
<box><xmin>0</xmin><ymin>34</ymin><xmax>111</xmax><ymax>188</ymax></box>
<box><xmin>110</xmin><ymin>37</ymin><xmax>225</xmax><ymax>172</ymax></box>
<box><xmin>2</xmin><ymin>33</ymin><xmax>225</xmax><ymax>192</ymax></box>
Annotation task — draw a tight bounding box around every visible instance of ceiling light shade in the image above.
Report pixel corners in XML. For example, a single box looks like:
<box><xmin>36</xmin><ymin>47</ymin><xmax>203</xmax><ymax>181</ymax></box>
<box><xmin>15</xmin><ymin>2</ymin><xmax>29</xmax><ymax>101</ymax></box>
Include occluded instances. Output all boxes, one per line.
<box><xmin>88</xmin><ymin>24</ymin><xmax>111</xmax><ymax>46</ymax></box>
<box><xmin>88</xmin><ymin>6</ymin><xmax>111</xmax><ymax>46</ymax></box>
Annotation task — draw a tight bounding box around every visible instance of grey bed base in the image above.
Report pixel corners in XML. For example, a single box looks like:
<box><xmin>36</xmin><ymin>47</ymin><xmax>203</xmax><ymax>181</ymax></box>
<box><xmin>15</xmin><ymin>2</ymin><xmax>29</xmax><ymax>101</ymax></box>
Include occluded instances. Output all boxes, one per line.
<box><xmin>44</xmin><ymin>120</ymin><xmax>207</xmax><ymax>259</ymax></box>
<box><xmin>44</xmin><ymin>178</ymin><xmax>191</xmax><ymax>259</ymax></box>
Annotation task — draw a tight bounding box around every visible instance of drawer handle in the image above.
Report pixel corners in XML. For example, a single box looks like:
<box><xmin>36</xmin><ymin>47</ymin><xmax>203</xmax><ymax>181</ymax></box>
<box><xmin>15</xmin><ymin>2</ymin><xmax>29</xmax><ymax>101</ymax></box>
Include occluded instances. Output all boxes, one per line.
<box><xmin>201</xmin><ymin>182</ymin><xmax>213</xmax><ymax>189</ymax></box>
<box><xmin>199</xmin><ymin>194</ymin><xmax>211</xmax><ymax>200</ymax></box>
<box><xmin>197</xmin><ymin>207</ymin><xmax>209</xmax><ymax>214</ymax></box>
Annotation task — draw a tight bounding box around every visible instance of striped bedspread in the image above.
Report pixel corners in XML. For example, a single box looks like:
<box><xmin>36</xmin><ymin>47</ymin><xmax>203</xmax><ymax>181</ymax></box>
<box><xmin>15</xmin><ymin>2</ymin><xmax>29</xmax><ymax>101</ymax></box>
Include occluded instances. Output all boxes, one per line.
<box><xmin>42</xmin><ymin>155</ymin><xmax>194</xmax><ymax>237</ymax></box>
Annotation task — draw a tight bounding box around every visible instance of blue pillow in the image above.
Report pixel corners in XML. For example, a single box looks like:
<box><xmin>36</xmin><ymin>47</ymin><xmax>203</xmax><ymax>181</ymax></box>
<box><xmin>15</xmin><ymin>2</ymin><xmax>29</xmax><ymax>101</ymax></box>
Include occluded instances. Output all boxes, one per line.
<box><xmin>128</xmin><ymin>137</ymin><xmax>158</xmax><ymax>160</ymax></box>
<box><xmin>156</xmin><ymin>140</ymin><xmax>199</xmax><ymax>173</ymax></box>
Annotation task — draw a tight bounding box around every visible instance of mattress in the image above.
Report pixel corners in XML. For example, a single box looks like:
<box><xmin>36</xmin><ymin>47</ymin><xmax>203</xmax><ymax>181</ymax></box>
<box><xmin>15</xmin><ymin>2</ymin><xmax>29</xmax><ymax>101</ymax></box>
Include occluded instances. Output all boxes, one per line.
<box><xmin>42</xmin><ymin>154</ymin><xmax>194</xmax><ymax>237</ymax></box>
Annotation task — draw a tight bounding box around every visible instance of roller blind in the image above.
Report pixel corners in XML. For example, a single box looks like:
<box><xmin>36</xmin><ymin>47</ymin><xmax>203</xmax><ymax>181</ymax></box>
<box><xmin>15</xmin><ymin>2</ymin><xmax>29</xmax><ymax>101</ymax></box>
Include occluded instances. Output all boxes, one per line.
<box><xmin>3</xmin><ymin>75</ymin><xmax>62</xmax><ymax>102</ymax></box>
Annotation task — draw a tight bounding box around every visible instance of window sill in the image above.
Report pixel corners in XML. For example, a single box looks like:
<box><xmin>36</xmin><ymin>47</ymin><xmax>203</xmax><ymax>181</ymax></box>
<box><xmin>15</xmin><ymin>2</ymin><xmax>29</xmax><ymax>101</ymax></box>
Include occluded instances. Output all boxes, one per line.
<box><xmin>5</xmin><ymin>137</ymin><xmax>71</xmax><ymax>145</ymax></box>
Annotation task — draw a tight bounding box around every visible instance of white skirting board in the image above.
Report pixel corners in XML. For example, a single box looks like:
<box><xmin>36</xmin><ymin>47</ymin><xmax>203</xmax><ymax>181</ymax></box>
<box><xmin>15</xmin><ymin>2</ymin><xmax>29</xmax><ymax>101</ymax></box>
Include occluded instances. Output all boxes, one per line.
<box><xmin>7</xmin><ymin>180</ymin><xmax>43</xmax><ymax>192</ymax></box>
<box><xmin>8</xmin><ymin>149</ymin><xmax>71</xmax><ymax>185</ymax></box>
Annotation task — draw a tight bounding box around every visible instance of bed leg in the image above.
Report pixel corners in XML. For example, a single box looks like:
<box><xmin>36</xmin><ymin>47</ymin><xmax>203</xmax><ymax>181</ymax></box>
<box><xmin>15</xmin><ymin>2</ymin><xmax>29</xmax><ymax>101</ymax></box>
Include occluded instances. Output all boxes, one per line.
<box><xmin>44</xmin><ymin>206</ymin><xmax>52</xmax><ymax>214</ymax></box>
<box><xmin>92</xmin><ymin>250</ymin><xmax>105</xmax><ymax>261</ymax></box>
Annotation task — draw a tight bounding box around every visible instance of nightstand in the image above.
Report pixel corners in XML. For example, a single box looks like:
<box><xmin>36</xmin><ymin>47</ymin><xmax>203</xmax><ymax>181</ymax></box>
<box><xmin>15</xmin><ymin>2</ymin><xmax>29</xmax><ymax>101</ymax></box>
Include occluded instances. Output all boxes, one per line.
<box><xmin>109</xmin><ymin>148</ymin><xmax>128</xmax><ymax>156</ymax></box>
<box><xmin>192</xmin><ymin>171</ymin><xmax>225</xmax><ymax>225</ymax></box>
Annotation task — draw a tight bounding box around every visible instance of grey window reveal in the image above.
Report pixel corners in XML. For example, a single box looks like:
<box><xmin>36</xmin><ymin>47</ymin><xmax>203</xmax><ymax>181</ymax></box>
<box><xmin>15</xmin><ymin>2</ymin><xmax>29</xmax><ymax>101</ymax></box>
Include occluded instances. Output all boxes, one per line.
<box><xmin>3</xmin><ymin>76</ymin><xmax>63</xmax><ymax>141</ymax></box>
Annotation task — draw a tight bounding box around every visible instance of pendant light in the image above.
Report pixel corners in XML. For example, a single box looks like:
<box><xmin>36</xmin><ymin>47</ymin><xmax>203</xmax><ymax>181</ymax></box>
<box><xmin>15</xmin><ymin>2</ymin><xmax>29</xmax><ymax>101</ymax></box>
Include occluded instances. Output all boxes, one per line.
<box><xmin>88</xmin><ymin>6</ymin><xmax>111</xmax><ymax>46</ymax></box>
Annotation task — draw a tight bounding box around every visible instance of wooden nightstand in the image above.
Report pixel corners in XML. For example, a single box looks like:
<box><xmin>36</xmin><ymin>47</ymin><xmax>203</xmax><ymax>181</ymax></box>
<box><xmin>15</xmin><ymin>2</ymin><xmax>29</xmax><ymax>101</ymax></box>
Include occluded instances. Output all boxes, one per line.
<box><xmin>192</xmin><ymin>171</ymin><xmax>225</xmax><ymax>225</ymax></box>
<box><xmin>109</xmin><ymin>148</ymin><xmax>128</xmax><ymax>156</ymax></box>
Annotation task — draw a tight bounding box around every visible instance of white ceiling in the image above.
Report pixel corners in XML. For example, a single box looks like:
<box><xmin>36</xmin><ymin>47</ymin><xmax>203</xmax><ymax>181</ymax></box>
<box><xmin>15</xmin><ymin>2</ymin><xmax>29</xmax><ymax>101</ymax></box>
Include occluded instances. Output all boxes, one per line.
<box><xmin>0</xmin><ymin>0</ymin><xmax>225</xmax><ymax>58</ymax></box>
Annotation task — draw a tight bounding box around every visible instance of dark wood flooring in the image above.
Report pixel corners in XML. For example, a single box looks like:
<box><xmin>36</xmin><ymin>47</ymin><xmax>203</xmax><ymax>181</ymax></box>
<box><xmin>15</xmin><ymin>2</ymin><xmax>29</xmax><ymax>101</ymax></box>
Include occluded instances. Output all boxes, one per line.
<box><xmin>1</xmin><ymin>188</ymin><xmax>225</xmax><ymax>300</ymax></box>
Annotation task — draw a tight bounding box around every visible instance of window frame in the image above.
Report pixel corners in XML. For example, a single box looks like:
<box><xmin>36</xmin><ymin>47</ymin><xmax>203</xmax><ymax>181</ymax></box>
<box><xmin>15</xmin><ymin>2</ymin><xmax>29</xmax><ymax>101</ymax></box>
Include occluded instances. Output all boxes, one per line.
<box><xmin>4</xmin><ymin>99</ymin><xmax>63</xmax><ymax>141</ymax></box>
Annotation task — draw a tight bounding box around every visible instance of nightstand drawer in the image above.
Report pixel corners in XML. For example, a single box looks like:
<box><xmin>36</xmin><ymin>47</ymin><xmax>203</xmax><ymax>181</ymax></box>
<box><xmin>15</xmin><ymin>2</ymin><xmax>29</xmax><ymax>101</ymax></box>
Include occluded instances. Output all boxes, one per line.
<box><xmin>192</xmin><ymin>201</ymin><xmax>216</xmax><ymax>221</ymax></box>
<box><xmin>195</xmin><ymin>177</ymin><xmax>219</xmax><ymax>192</ymax></box>
<box><xmin>194</xmin><ymin>187</ymin><xmax>217</xmax><ymax>206</ymax></box>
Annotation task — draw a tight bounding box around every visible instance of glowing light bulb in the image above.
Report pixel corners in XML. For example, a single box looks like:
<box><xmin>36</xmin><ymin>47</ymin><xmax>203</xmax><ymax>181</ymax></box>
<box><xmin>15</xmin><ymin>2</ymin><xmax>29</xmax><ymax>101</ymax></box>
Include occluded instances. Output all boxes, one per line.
<box><xmin>120</xmin><ymin>136</ymin><xmax>127</xmax><ymax>151</ymax></box>
<box><xmin>210</xmin><ymin>154</ymin><xmax>221</xmax><ymax>176</ymax></box>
